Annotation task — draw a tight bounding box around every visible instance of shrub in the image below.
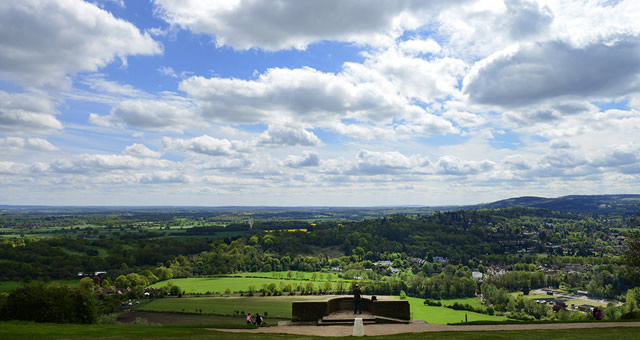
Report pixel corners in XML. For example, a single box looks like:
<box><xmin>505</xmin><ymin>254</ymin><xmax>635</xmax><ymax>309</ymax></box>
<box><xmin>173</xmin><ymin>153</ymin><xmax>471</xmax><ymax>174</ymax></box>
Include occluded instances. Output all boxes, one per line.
<box><xmin>97</xmin><ymin>313</ymin><xmax>119</xmax><ymax>325</ymax></box>
<box><xmin>486</xmin><ymin>307</ymin><xmax>494</xmax><ymax>315</ymax></box>
<box><xmin>424</xmin><ymin>299</ymin><xmax>442</xmax><ymax>306</ymax></box>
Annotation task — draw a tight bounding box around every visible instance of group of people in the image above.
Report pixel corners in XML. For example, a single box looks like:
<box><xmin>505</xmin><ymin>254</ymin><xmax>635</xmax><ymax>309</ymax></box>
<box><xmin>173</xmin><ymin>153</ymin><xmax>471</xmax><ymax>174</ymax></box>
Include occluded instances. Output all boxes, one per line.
<box><xmin>245</xmin><ymin>312</ymin><xmax>265</xmax><ymax>326</ymax></box>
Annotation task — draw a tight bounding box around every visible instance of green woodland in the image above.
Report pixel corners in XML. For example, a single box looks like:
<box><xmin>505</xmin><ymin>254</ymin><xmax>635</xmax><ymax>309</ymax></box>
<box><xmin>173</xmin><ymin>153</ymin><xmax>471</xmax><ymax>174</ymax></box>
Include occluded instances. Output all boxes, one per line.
<box><xmin>1</xmin><ymin>201</ymin><xmax>640</xmax><ymax>328</ymax></box>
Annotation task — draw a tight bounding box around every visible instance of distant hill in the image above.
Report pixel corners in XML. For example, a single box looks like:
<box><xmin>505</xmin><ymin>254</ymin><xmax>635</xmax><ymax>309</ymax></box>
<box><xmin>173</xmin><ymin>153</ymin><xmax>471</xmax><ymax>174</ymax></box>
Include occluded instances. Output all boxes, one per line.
<box><xmin>469</xmin><ymin>194</ymin><xmax>640</xmax><ymax>215</ymax></box>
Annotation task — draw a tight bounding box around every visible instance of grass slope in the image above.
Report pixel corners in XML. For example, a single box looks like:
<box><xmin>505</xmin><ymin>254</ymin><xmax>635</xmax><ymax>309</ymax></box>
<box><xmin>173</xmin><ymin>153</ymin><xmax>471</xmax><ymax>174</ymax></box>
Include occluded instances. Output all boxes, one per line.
<box><xmin>140</xmin><ymin>296</ymin><xmax>334</xmax><ymax>319</ymax></box>
<box><xmin>1</xmin><ymin>322</ymin><xmax>640</xmax><ymax>339</ymax></box>
<box><xmin>149</xmin><ymin>277</ymin><xmax>337</xmax><ymax>294</ymax></box>
<box><xmin>406</xmin><ymin>297</ymin><xmax>508</xmax><ymax>324</ymax></box>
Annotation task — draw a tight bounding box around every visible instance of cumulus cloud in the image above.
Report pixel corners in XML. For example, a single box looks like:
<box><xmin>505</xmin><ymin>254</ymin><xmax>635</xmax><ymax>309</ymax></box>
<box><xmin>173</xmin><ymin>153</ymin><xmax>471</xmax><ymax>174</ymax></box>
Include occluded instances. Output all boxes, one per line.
<box><xmin>398</xmin><ymin>38</ymin><xmax>441</xmax><ymax>56</ymax></box>
<box><xmin>0</xmin><ymin>161</ymin><xmax>26</xmax><ymax>175</ymax></box>
<box><xmin>258</xmin><ymin>125</ymin><xmax>321</xmax><ymax>147</ymax></box>
<box><xmin>162</xmin><ymin>135</ymin><xmax>235</xmax><ymax>156</ymax></box>
<box><xmin>349</xmin><ymin>149</ymin><xmax>429</xmax><ymax>175</ymax></box>
<box><xmin>0</xmin><ymin>137</ymin><xmax>58</xmax><ymax>152</ymax></box>
<box><xmin>90</xmin><ymin>99</ymin><xmax>199</xmax><ymax>132</ymax></box>
<box><xmin>0</xmin><ymin>91</ymin><xmax>62</xmax><ymax>134</ymax></box>
<box><xmin>463</xmin><ymin>36</ymin><xmax>640</xmax><ymax>107</ymax></box>
<box><xmin>436</xmin><ymin>156</ymin><xmax>495</xmax><ymax>175</ymax></box>
<box><xmin>180</xmin><ymin>66</ymin><xmax>418</xmax><ymax>125</ymax></box>
<box><xmin>122</xmin><ymin>143</ymin><xmax>162</xmax><ymax>158</ymax></box>
<box><xmin>153</xmin><ymin>0</ymin><xmax>460</xmax><ymax>50</ymax></box>
<box><xmin>139</xmin><ymin>171</ymin><xmax>189</xmax><ymax>184</ymax></box>
<box><xmin>180</xmin><ymin>64</ymin><xmax>458</xmax><ymax>138</ymax></box>
<box><xmin>286</xmin><ymin>151</ymin><xmax>320</xmax><ymax>168</ymax></box>
<box><xmin>591</xmin><ymin>145</ymin><xmax>639</xmax><ymax>172</ymax></box>
<box><xmin>49</xmin><ymin>154</ymin><xmax>174</xmax><ymax>174</ymax></box>
<box><xmin>355</xmin><ymin>47</ymin><xmax>468</xmax><ymax>104</ymax></box>
<box><xmin>0</xmin><ymin>0</ymin><xmax>161</xmax><ymax>88</ymax></box>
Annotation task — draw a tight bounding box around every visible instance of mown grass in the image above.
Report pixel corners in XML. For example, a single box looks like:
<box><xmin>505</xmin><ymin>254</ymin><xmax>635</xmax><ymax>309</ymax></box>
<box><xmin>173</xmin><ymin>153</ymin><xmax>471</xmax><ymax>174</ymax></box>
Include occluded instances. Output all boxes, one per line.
<box><xmin>140</xmin><ymin>295</ymin><xmax>334</xmax><ymax>319</ymax></box>
<box><xmin>149</xmin><ymin>276</ymin><xmax>339</xmax><ymax>294</ymax></box>
<box><xmin>1</xmin><ymin>321</ymin><xmax>639</xmax><ymax>340</ymax></box>
<box><xmin>406</xmin><ymin>297</ymin><xmax>508</xmax><ymax>324</ymax></box>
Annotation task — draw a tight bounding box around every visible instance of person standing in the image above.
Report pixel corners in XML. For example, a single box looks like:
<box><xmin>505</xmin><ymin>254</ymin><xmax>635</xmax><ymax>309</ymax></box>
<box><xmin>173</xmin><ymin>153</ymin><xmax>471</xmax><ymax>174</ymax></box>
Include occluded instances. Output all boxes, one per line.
<box><xmin>353</xmin><ymin>284</ymin><xmax>362</xmax><ymax>314</ymax></box>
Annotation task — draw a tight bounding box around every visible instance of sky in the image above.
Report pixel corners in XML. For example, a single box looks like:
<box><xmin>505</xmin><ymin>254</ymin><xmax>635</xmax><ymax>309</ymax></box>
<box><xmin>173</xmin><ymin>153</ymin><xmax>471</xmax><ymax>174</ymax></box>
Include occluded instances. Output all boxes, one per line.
<box><xmin>1</xmin><ymin>0</ymin><xmax>640</xmax><ymax>206</ymax></box>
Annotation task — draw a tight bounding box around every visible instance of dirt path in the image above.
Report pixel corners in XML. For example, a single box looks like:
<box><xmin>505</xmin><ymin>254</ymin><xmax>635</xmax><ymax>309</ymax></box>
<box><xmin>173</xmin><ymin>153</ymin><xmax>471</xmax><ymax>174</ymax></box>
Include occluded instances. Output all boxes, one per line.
<box><xmin>208</xmin><ymin>320</ymin><xmax>640</xmax><ymax>337</ymax></box>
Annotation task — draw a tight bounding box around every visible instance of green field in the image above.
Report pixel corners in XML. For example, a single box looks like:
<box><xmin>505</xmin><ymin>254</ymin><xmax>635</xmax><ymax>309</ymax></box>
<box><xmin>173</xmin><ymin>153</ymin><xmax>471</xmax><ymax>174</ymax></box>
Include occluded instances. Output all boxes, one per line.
<box><xmin>149</xmin><ymin>277</ymin><xmax>339</xmax><ymax>294</ymax></box>
<box><xmin>438</xmin><ymin>297</ymin><xmax>484</xmax><ymax>308</ymax></box>
<box><xmin>228</xmin><ymin>271</ymin><xmax>341</xmax><ymax>280</ymax></box>
<box><xmin>406</xmin><ymin>297</ymin><xmax>509</xmax><ymax>324</ymax></box>
<box><xmin>140</xmin><ymin>296</ymin><xmax>329</xmax><ymax>319</ymax></box>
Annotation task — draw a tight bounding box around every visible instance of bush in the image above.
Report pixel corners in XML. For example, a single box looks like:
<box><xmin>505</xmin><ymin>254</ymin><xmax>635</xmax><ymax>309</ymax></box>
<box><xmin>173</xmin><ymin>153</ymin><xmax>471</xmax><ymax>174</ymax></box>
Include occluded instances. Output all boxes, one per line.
<box><xmin>486</xmin><ymin>307</ymin><xmax>494</xmax><ymax>315</ymax></box>
<box><xmin>424</xmin><ymin>299</ymin><xmax>442</xmax><ymax>306</ymax></box>
<box><xmin>97</xmin><ymin>313</ymin><xmax>119</xmax><ymax>325</ymax></box>
<box><xmin>621</xmin><ymin>311</ymin><xmax>640</xmax><ymax>320</ymax></box>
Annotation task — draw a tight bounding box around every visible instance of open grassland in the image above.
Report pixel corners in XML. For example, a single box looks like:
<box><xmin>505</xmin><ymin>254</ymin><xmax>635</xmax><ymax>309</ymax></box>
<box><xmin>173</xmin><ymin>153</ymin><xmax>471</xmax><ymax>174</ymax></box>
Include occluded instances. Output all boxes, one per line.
<box><xmin>438</xmin><ymin>297</ymin><xmax>484</xmax><ymax>308</ymax></box>
<box><xmin>406</xmin><ymin>297</ymin><xmax>509</xmax><ymax>324</ymax></box>
<box><xmin>140</xmin><ymin>296</ymin><xmax>330</xmax><ymax>319</ymax></box>
<box><xmin>0</xmin><ymin>280</ymin><xmax>80</xmax><ymax>292</ymax></box>
<box><xmin>149</xmin><ymin>277</ymin><xmax>340</xmax><ymax>294</ymax></box>
<box><xmin>1</xmin><ymin>321</ymin><xmax>640</xmax><ymax>340</ymax></box>
<box><xmin>228</xmin><ymin>271</ymin><xmax>341</xmax><ymax>280</ymax></box>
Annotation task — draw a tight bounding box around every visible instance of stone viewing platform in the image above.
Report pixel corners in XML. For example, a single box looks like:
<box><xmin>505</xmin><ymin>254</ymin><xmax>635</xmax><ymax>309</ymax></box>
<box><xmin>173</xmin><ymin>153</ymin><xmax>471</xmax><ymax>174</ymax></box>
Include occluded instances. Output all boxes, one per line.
<box><xmin>291</xmin><ymin>295</ymin><xmax>410</xmax><ymax>325</ymax></box>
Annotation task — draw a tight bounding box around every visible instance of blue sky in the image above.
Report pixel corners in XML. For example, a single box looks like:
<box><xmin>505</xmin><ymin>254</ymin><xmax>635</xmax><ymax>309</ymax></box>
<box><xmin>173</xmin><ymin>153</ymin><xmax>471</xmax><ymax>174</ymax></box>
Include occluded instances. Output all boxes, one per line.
<box><xmin>1</xmin><ymin>0</ymin><xmax>640</xmax><ymax>206</ymax></box>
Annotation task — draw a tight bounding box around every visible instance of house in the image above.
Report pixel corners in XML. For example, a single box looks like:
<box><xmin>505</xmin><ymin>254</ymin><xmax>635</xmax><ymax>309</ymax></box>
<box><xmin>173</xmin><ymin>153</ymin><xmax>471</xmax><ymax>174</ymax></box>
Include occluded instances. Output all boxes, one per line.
<box><xmin>433</xmin><ymin>256</ymin><xmax>448</xmax><ymax>264</ymax></box>
<box><xmin>374</xmin><ymin>260</ymin><xmax>393</xmax><ymax>266</ymax></box>
<box><xmin>577</xmin><ymin>304</ymin><xmax>595</xmax><ymax>312</ymax></box>
<box><xmin>472</xmin><ymin>272</ymin><xmax>484</xmax><ymax>281</ymax></box>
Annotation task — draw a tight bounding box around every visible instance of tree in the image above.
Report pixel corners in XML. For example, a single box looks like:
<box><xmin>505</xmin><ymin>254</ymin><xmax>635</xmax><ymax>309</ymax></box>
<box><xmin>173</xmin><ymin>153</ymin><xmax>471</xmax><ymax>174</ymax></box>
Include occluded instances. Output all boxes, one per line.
<box><xmin>623</xmin><ymin>233</ymin><xmax>640</xmax><ymax>285</ymax></box>
<box><xmin>0</xmin><ymin>282</ymin><xmax>96</xmax><ymax>324</ymax></box>
<box><xmin>79</xmin><ymin>277</ymin><xmax>94</xmax><ymax>292</ymax></box>
<box><xmin>114</xmin><ymin>275</ymin><xmax>130</xmax><ymax>289</ymax></box>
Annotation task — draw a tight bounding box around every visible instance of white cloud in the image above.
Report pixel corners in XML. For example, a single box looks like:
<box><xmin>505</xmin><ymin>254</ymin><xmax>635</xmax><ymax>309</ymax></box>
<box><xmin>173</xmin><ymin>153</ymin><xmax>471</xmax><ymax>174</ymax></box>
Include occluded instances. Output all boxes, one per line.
<box><xmin>398</xmin><ymin>38</ymin><xmax>441</xmax><ymax>56</ymax></box>
<box><xmin>0</xmin><ymin>137</ymin><xmax>57</xmax><ymax>152</ymax></box>
<box><xmin>139</xmin><ymin>171</ymin><xmax>189</xmax><ymax>184</ymax></box>
<box><xmin>49</xmin><ymin>154</ymin><xmax>174</xmax><ymax>174</ymax></box>
<box><xmin>349</xmin><ymin>149</ymin><xmax>429</xmax><ymax>175</ymax></box>
<box><xmin>0</xmin><ymin>0</ymin><xmax>161</xmax><ymax>88</ymax></box>
<box><xmin>162</xmin><ymin>136</ymin><xmax>235</xmax><ymax>156</ymax></box>
<box><xmin>463</xmin><ymin>36</ymin><xmax>640</xmax><ymax>107</ymax></box>
<box><xmin>90</xmin><ymin>99</ymin><xmax>199</xmax><ymax>132</ymax></box>
<box><xmin>122</xmin><ymin>143</ymin><xmax>162</xmax><ymax>158</ymax></box>
<box><xmin>258</xmin><ymin>125</ymin><xmax>321</xmax><ymax>147</ymax></box>
<box><xmin>153</xmin><ymin>0</ymin><xmax>460</xmax><ymax>50</ymax></box>
<box><xmin>0</xmin><ymin>91</ymin><xmax>62</xmax><ymax>134</ymax></box>
<box><xmin>0</xmin><ymin>161</ymin><xmax>25</xmax><ymax>175</ymax></box>
<box><xmin>158</xmin><ymin>66</ymin><xmax>178</xmax><ymax>78</ymax></box>
<box><xmin>286</xmin><ymin>151</ymin><xmax>320</xmax><ymax>168</ymax></box>
<box><xmin>180</xmin><ymin>64</ymin><xmax>458</xmax><ymax>138</ymax></box>
<box><xmin>436</xmin><ymin>155</ymin><xmax>495</xmax><ymax>175</ymax></box>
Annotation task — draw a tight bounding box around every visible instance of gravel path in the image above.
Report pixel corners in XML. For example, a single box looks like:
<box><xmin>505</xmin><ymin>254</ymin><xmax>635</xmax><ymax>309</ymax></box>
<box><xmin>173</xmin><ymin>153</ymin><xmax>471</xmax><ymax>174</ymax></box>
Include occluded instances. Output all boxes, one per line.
<box><xmin>208</xmin><ymin>320</ymin><xmax>640</xmax><ymax>337</ymax></box>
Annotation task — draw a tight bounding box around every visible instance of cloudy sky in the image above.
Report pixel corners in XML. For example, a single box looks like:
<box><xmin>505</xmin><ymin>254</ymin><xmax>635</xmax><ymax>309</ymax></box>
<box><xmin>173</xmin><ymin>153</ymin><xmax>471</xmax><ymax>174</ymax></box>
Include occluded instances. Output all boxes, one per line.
<box><xmin>1</xmin><ymin>0</ymin><xmax>640</xmax><ymax>206</ymax></box>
